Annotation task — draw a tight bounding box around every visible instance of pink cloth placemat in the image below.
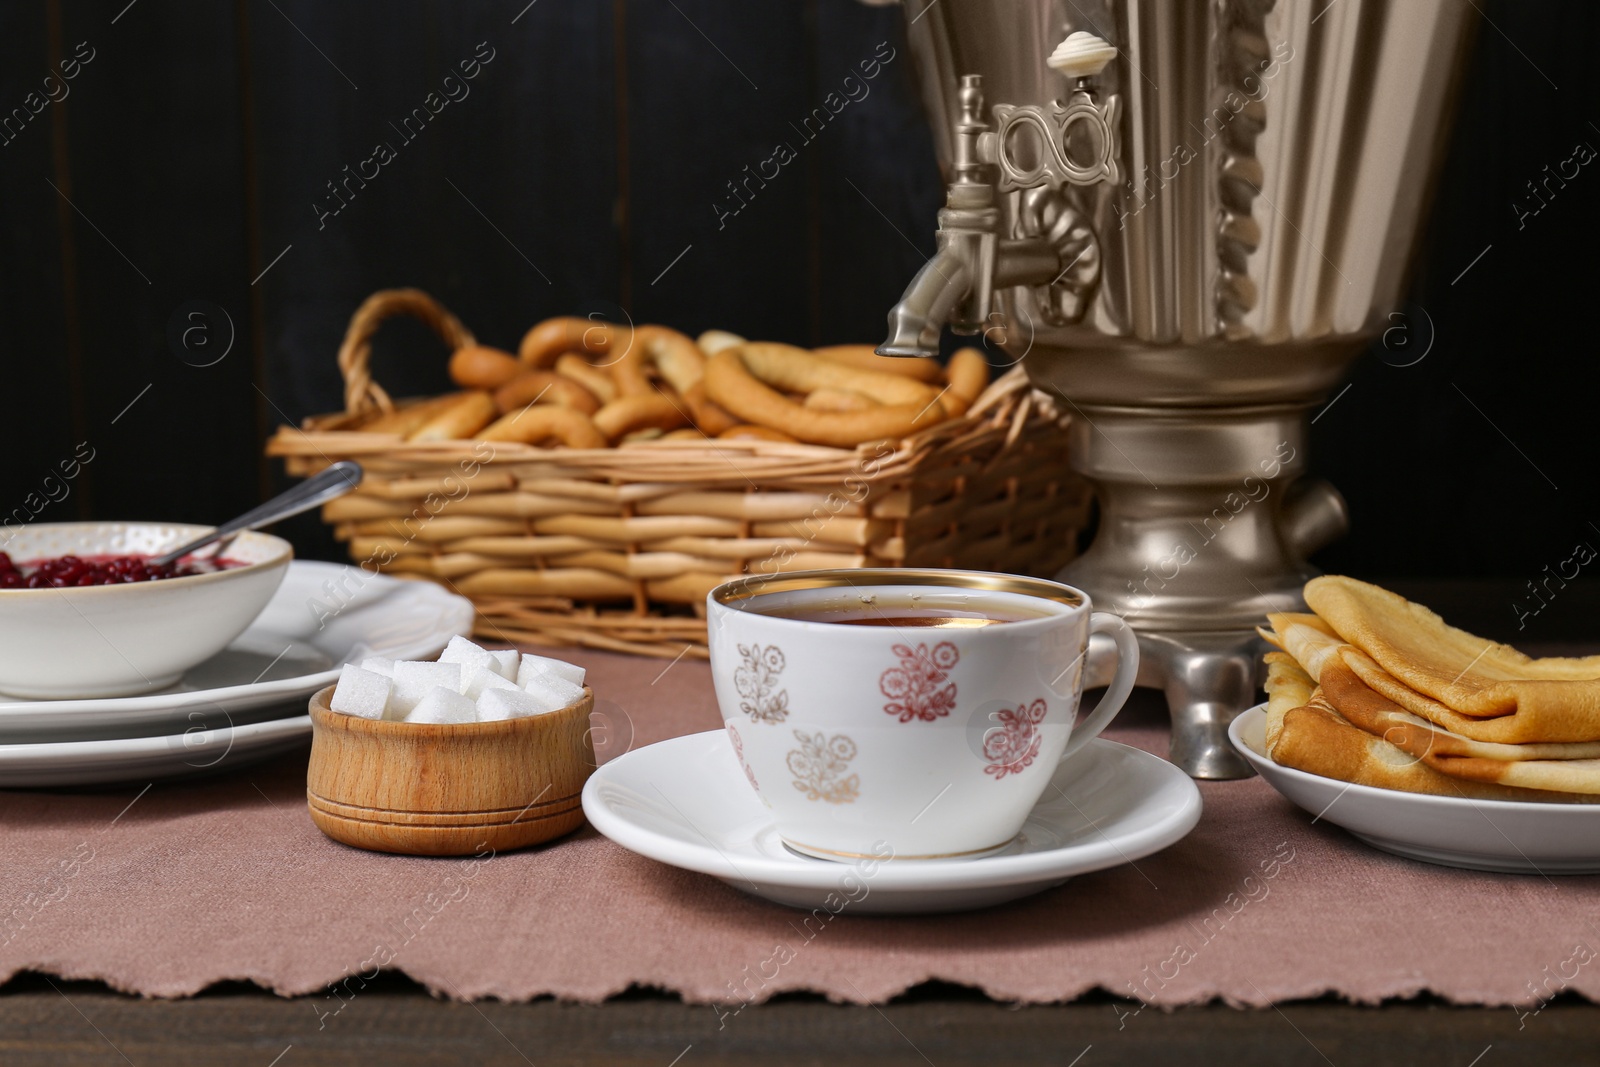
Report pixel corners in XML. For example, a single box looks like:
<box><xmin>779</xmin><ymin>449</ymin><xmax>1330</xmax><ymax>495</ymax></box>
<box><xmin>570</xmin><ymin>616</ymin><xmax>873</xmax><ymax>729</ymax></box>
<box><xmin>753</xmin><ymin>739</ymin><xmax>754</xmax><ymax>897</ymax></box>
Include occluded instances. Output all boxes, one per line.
<box><xmin>3</xmin><ymin>647</ymin><xmax>1598</xmax><ymax>1010</ymax></box>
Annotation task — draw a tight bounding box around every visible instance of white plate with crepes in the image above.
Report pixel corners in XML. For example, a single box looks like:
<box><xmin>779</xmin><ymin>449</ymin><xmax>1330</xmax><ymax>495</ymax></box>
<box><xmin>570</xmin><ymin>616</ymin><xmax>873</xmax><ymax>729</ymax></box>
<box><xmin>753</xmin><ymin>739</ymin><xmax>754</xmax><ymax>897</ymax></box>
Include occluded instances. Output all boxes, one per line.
<box><xmin>583</xmin><ymin>729</ymin><xmax>1201</xmax><ymax>914</ymax></box>
<box><xmin>0</xmin><ymin>561</ymin><xmax>473</xmax><ymax>745</ymax></box>
<box><xmin>1230</xmin><ymin>705</ymin><xmax>1600</xmax><ymax>875</ymax></box>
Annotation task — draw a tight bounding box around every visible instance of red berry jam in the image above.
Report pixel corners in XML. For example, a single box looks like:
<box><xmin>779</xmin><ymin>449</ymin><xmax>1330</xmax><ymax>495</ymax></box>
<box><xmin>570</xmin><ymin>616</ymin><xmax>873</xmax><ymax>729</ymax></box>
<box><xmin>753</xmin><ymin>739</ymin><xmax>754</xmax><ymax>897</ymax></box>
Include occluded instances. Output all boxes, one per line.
<box><xmin>0</xmin><ymin>552</ymin><xmax>244</xmax><ymax>589</ymax></box>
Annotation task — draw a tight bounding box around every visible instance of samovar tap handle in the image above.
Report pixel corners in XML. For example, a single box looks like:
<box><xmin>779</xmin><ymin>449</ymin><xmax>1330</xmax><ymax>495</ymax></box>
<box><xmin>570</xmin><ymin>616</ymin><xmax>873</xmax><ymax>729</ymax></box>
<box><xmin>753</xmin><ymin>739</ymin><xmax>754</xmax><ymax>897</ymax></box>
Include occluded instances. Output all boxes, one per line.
<box><xmin>981</xmin><ymin>32</ymin><xmax>1121</xmax><ymax>191</ymax></box>
<box><xmin>877</xmin><ymin>32</ymin><xmax>1122</xmax><ymax>356</ymax></box>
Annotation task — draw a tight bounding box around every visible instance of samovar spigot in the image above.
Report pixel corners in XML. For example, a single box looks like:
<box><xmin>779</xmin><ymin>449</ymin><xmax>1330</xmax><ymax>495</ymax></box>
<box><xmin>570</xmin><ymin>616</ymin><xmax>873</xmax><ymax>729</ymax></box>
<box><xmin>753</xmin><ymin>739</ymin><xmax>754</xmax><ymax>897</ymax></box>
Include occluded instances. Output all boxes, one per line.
<box><xmin>877</xmin><ymin>32</ymin><xmax>1120</xmax><ymax>358</ymax></box>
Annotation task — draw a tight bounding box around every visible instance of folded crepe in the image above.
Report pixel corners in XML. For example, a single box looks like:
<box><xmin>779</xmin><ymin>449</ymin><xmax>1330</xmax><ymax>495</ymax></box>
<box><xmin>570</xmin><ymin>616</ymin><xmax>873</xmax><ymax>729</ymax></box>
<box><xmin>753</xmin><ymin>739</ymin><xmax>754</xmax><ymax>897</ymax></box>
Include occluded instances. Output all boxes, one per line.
<box><xmin>1265</xmin><ymin>693</ymin><xmax>1581</xmax><ymax>802</ymax></box>
<box><xmin>1268</xmin><ymin>615</ymin><xmax>1600</xmax><ymax>762</ymax></box>
<box><xmin>1262</xmin><ymin>650</ymin><xmax>1315</xmax><ymax>754</ymax></box>
<box><xmin>1260</xmin><ymin>591</ymin><xmax>1600</xmax><ymax>800</ymax></box>
<box><xmin>1304</xmin><ymin>576</ymin><xmax>1600</xmax><ymax>744</ymax></box>
<box><xmin>1313</xmin><ymin>651</ymin><xmax>1600</xmax><ymax>796</ymax></box>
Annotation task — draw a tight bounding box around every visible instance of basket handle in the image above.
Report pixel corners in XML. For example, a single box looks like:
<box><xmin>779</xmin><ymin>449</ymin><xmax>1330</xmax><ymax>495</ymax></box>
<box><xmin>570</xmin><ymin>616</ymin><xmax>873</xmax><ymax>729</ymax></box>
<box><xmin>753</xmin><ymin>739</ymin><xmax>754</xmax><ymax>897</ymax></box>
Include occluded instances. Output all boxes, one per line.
<box><xmin>335</xmin><ymin>288</ymin><xmax>477</xmax><ymax>415</ymax></box>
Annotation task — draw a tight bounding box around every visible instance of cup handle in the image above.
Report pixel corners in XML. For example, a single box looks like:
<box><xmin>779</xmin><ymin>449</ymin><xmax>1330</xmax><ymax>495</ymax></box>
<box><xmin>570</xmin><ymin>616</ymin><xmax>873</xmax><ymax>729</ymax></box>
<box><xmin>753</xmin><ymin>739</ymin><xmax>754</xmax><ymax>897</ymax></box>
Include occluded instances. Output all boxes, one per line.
<box><xmin>1058</xmin><ymin>612</ymin><xmax>1140</xmax><ymax>764</ymax></box>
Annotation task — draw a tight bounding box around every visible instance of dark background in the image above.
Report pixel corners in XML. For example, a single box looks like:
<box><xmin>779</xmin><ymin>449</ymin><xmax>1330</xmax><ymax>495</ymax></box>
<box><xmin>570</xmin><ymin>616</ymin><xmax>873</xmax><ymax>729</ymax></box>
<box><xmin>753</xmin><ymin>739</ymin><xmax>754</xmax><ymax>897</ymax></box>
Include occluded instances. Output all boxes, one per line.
<box><xmin>0</xmin><ymin>0</ymin><xmax>1596</xmax><ymax>636</ymax></box>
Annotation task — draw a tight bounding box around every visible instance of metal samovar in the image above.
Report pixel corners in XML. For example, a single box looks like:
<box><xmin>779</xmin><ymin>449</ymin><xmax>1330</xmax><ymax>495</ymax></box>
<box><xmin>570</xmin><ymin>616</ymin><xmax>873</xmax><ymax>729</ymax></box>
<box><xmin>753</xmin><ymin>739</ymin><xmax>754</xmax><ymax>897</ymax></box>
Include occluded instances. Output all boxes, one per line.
<box><xmin>880</xmin><ymin>0</ymin><xmax>1476</xmax><ymax>777</ymax></box>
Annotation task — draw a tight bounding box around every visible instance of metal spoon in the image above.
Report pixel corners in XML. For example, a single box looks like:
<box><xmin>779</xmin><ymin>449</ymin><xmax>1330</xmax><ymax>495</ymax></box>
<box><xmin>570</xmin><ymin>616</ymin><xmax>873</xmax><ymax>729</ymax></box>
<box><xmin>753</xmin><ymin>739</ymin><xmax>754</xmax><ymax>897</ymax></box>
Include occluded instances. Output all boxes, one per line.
<box><xmin>149</xmin><ymin>461</ymin><xmax>364</xmax><ymax>566</ymax></box>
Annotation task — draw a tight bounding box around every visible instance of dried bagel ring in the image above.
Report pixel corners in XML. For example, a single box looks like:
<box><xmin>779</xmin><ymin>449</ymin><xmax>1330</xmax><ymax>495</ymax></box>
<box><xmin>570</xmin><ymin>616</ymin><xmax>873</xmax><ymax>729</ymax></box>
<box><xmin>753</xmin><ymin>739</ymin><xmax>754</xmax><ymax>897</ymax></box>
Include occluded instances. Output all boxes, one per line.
<box><xmin>940</xmin><ymin>348</ymin><xmax>991</xmax><ymax>418</ymax></box>
<box><xmin>718</xmin><ymin>424</ymin><xmax>799</xmax><ymax>443</ymax></box>
<box><xmin>813</xmin><ymin>344</ymin><xmax>943</xmax><ymax>384</ymax></box>
<box><xmin>592</xmin><ymin>393</ymin><xmax>691</xmax><ymax>442</ymax></box>
<box><xmin>804</xmin><ymin>387</ymin><xmax>879</xmax><ymax>413</ymax></box>
<box><xmin>696</xmin><ymin>329</ymin><xmax>747</xmax><ymax>355</ymax></box>
<box><xmin>729</xmin><ymin>343</ymin><xmax>941</xmax><ymax>407</ymax></box>
<box><xmin>554</xmin><ymin>353</ymin><xmax>618</xmax><ymax>404</ymax></box>
<box><xmin>518</xmin><ymin>316</ymin><xmax>626</xmax><ymax>369</ymax></box>
<box><xmin>660</xmin><ymin>427</ymin><xmax>706</xmax><ymax>442</ymax></box>
<box><xmin>608</xmin><ymin>325</ymin><xmax>706</xmax><ymax>397</ymax></box>
<box><xmin>364</xmin><ymin>393</ymin><xmax>468</xmax><ymax>436</ymax></box>
<box><xmin>476</xmin><ymin>404</ymin><xmax>607</xmax><ymax>448</ymax></box>
<box><xmin>405</xmin><ymin>391</ymin><xmax>498</xmax><ymax>441</ymax></box>
<box><xmin>493</xmin><ymin>370</ymin><xmax>602</xmax><ymax>416</ymax></box>
<box><xmin>448</xmin><ymin>345</ymin><xmax>524</xmax><ymax>390</ymax></box>
<box><xmin>705</xmin><ymin>349</ymin><xmax>949</xmax><ymax>447</ymax></box>
<box><xmin>684</xmin><ymin>380</ymin><xmax>741</xmax><ymax>436</ymax></box>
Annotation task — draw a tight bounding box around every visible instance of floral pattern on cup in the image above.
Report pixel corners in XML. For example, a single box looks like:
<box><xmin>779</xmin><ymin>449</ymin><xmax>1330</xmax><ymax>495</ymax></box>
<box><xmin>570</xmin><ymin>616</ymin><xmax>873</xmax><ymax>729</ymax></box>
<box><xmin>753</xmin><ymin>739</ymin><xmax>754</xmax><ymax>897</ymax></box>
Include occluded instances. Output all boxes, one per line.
<box><xmin>786</xmin><ymin>730</ymin><xmax>859</xmax><ymax>804</ymax></box>
<box><xmin>982</xmin><ymin>698</ymin><xmax>1047</xmax><ymax>779</ymax></box>
<box><xmin>880</xmin><ymin>641</ymin><xmax>959</xmax><ymax>723</ymax></box>
<box><xmin>726</xmin><ymin>722</ymin><xmax>761</xmax><ymax>793</ymax></box>
<box><xmin>733</xmin><ymin>643</ymin><xmax>789</xmax><ymax>724</ymax></box>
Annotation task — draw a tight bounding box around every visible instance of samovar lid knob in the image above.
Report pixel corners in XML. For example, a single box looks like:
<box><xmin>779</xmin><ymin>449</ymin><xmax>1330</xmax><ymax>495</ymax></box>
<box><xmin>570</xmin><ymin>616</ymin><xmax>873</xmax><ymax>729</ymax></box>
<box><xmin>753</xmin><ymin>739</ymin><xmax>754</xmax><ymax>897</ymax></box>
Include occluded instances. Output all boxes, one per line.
<box><xmin>1047</xmin><ymin>31</ymin><xmax>1116</xmax><ymax>79</ymax></box>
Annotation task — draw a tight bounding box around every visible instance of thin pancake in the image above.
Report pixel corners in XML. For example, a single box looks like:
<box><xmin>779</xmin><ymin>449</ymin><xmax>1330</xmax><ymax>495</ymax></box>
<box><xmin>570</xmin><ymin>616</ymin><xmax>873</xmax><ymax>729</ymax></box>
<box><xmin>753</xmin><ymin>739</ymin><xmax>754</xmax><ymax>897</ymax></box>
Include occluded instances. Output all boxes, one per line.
<box><xmin>1317</xmin><ymin>654</ymin><xmax>1600</xmax><ymax>763</ymax></box>
<box><xmin>1278</xmin><ymin>623</ymin><xmax>1600</xmax><ymax>797</ymax></box>
<box><xmin>1305</xmin><ymin>576</ymin><xmax>1600</xmax><ymax>742</ymax></box>
<box><xmin>1278</xmin><ymin>610</ymin><xmax>1600</xmax><ymax>746</ymax></box>
<box><xmin>1267</xmin><ymin>695</ymin><xmax>1584</xmax><ymax>803</ymax></box>
<box><xmin>1263</xmin><ymin>650</ymin><xmax>1315</xmax><ymax>753</ymax></box>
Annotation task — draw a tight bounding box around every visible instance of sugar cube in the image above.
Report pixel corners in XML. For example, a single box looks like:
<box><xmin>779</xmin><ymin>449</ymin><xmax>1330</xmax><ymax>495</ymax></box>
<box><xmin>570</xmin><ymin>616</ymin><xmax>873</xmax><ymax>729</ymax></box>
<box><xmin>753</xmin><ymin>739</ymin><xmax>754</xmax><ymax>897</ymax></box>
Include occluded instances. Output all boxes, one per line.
<box><xmin>523</xmin><ymin>672</ymin><xmax>585</xmax><ymax>713</ymax></box>
<box><xmin>385</xmin><ymin>677</ymin><xmax>427</xmax><ymax>719</ymax></box>
<box><xmin>406</xmin><ymin>685</ymin><xmax>477</xmax><ymax>724</ymax></box>
<box><xmin>517</xmin><ymin>653</ymin><xmax>585</xmax><ymax>690</ymax></box>
<box><xmin>475</xmin><ymin>687</ymin><xmax>545</xmax><ymax>721</ymax></box>
<box><xmin>359</xmin><ymin>656</ymin><xmax>395</xmax><ymax>678</ymax></box>
<box><xmin>515</xmin><ymin>686</ymin><xmax>568</xmax><ymax>715</ymax></box>
<box><xmin>548</xmin><ymin>662</ymin><xmax>586</xmax><ymax>688</ymax></box>
<box><xmin>330</xmin><ymin>664</ymin><xmax>391</xmax><ymax>719</ymax></box>
<box><xmin>439</xmin><ymin>635</ymin><xmax>494</xmax><ymax>673</ymax></box>
<box><xmin>487</xmin><ymin>648</ymin><xmax>520</xmax><ymax>680</ymax></box>
<box><xmin>464</xmin><ymin>664</ymin><xmax>518</xmax><ymax>700</ymax></box>
<box><xmin>515</xmin><ymin>657</ymin><xmax>547</xmax><ymax>690</ymax></box>
<box><xmin>354</xmin><ymin>648</ymin><xmax>587</xmax><ymax>726</ymax></box>
<box><xmin>394</xmin><ymin>659</ymin><xmax>463</xmax><ymax>694</ymax></box>
<box><xmin>387</xmin><ymin>660</ymin><xmax>463</xmax><ymax>719</ymax></box>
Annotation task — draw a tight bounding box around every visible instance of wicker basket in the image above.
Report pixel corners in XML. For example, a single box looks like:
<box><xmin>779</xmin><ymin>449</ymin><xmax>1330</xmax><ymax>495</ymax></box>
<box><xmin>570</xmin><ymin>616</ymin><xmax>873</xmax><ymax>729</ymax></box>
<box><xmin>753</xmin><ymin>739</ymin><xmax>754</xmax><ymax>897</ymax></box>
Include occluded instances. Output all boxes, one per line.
<box><xmin>266</xmin><ymin>289</ymin><xmax>1092</xmax><ymax>658</ymax></box>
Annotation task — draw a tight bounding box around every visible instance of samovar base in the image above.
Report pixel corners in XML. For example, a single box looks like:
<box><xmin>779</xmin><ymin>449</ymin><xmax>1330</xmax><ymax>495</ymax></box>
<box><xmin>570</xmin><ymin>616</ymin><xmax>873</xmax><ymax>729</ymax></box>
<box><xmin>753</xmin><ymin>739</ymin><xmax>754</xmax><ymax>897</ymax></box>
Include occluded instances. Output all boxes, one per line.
<box><xmin>1142</xmin><ymin>629</ymin><xmax>1266</xmax><ymax>779</ymax></box>
<box><xmin>1082</xmin><ymin>627</ymin><xmax>1266</xmax><ymax>779</ymax></box>
<box><xmin>1059</xmin><ymin>399</ymin><xmax>1350</xmax><ymax>779</ymax></box>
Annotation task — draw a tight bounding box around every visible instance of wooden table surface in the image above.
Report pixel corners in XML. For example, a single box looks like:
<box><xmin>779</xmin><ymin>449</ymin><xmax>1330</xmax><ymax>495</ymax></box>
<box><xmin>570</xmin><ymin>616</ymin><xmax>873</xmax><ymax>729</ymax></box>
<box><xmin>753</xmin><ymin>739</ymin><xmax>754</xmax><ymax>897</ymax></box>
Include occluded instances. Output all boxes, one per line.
<box><xmin>3</xmin><ymin>971</ymin><xmax>1597</xmax><ymax>1067</ymax></box>
<box><xmin>4</xmin><ymin>578</ymin><xmax>1598</xmax><ymax>1066</ymax></box>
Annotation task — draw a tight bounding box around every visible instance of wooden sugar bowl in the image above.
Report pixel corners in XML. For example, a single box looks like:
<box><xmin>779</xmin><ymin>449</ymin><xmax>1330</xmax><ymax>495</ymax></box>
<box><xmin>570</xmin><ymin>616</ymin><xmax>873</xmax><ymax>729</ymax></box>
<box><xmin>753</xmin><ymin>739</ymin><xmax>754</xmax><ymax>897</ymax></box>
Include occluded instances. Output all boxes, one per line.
<box><xmin>305</xmin><ymin>684</ymin><xmax>595</xmax><ymax>856</ymax></box>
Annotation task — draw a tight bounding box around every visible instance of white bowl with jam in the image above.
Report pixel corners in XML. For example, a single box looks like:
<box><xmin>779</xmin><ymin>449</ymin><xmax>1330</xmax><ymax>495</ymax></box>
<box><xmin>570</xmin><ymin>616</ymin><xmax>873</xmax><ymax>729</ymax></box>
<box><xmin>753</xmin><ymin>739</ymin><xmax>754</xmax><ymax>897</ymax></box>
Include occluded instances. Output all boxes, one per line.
<box><xmin>0</xmin><ymin>522</ymin><xmax>292</xmax><ymax>699</ymax></box>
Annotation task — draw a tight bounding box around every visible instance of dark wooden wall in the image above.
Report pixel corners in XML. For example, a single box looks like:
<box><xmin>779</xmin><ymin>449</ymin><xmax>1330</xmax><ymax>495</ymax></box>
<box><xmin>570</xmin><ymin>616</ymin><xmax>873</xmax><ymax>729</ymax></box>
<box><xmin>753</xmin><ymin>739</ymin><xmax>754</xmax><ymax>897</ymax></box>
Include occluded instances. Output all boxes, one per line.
<box><xmin>1</xmin><ymin>0</ymin><xmax>1597</xmax><ymax>609</ymax></box>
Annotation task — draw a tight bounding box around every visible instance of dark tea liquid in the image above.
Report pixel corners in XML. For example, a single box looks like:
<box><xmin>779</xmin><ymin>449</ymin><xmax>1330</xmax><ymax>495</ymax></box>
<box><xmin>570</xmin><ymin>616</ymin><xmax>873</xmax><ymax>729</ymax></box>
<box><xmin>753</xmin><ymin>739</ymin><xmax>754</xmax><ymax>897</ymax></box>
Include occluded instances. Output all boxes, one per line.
<box><xmin>750</xmin><ymin>595</ymin><xmax>1052</xmax><ymax>628</ymax></box>
<box><xmin>834</xmin><ymin>613</ymin><xmax>1006</xmax><ymax>628</ymax></box>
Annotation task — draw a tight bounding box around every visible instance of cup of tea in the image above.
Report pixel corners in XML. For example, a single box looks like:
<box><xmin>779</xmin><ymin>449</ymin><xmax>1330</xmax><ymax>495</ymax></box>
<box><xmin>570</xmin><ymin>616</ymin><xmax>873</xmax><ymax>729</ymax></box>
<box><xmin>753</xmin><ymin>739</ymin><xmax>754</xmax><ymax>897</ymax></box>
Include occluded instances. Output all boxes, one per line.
<box><xmin>706</xmin><ymin>568</ymin><xmax>1139</xmax><ymax>861</ymax></box>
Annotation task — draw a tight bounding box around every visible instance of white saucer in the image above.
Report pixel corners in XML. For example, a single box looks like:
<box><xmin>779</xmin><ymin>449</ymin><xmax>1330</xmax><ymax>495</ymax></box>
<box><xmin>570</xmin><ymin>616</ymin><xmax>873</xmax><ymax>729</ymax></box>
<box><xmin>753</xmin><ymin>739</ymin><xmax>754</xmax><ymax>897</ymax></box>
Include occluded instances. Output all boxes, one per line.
<box><xmin>0</xmin><ymin>715</ymin><xmax>313</xmax><ymax>788</ymax></box>
<box><xmin>0</xmin><ymin>561</ymin><xmax>473</xmax><ymax>743</ymax></box>
<box><xmin>582</xmin><ymin>730</ymin><xmax>1202</xmax><ymax>914</ymax></box>
<box><xmin>1230</xmin><ymin>705</ymin><xmax>1600</xmax><ymax>874</ymax></box>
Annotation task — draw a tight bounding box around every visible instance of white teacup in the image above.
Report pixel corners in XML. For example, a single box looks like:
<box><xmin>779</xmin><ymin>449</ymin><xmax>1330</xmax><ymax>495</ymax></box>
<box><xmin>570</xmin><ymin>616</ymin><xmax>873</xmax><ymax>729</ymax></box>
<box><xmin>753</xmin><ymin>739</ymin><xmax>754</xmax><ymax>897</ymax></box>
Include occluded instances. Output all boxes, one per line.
<box><xmin>707</xmin><ymin>568</ymin><xmax>1139</xmax><ymax>861</ymax></box>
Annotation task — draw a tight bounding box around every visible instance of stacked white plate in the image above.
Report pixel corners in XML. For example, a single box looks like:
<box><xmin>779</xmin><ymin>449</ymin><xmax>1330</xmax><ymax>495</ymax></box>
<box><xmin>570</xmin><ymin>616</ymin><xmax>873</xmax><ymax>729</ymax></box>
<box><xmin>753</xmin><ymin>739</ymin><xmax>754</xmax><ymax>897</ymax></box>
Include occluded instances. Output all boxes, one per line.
<box><xmin>0</xmin><ymin>562</ymin><xmax>474</xmax><ymax>788</ymax></box>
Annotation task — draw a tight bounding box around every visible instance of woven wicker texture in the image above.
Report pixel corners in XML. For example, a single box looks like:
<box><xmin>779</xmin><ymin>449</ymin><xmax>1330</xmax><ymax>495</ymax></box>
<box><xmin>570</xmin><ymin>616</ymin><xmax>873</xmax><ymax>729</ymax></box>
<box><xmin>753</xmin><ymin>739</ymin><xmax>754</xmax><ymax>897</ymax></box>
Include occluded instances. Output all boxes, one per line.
<box><xmin>267</xmin><ymin>291</ymin><xmax>1091</xmax><ymax>656</ymax></box>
